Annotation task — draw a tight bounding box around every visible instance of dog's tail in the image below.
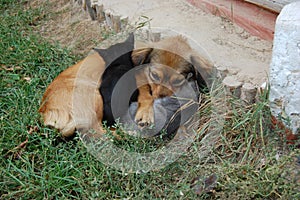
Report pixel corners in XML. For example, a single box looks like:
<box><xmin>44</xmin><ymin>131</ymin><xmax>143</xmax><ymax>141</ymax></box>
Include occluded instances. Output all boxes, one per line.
<box><xmin>38</xmin><ymin>53</ymin><xmax>105</xmax><ymax>137</ymax></box>
<box><xmin>39</xmin><ymin>106</ymin><xmax>76</xmax><ymax>137</ymax></box>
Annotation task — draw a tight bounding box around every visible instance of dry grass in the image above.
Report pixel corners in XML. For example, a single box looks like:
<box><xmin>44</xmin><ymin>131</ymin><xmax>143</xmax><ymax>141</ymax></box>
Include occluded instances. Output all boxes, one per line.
<box><xmin>27</xmin><ymin>0</ymin><xmax>112</xmax><ymax>56</ymax></box>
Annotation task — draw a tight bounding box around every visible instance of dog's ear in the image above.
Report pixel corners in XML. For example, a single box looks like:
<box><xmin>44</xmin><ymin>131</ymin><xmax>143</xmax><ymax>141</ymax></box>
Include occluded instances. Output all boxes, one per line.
<box><xmin>94</xmin><ymin>33</ymin><xmax>135</xmax><ymax>67</ymax></box>
<box><xmin>190</xmin><ymin>55</ymin><xmax>216</xmax><ymax>92</ymax></box>
<box><xmin>125</xmin><ymin>32</ymin><xmax>134</xmax><ymax>45</ymax></box>
<box><xmin>94</xmin><ymin>48</ymin><xmax>108</xmax><ymax>62</ymax></box>
<box><xmin>131</xmin><ymin>48</ymin><xmax>153</xmax><ymax>66</ymax></box>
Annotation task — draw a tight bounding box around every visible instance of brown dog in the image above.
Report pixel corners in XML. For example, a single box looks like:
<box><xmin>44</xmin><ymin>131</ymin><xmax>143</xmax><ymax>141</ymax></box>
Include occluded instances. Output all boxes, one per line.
<box><xmin>132</xmin><ymin>36</ymin><xmax>214</xmax><ymax>128</ymax></box>
<box><xmin>39</xmin><ymin>34</ymin><xmax>135</xmax><ymax>137</ymax></box>
<box><xmin>38</xmin><ymin>52</ymin><xmax>105</xmax><ymax>137</ymax></box>
<box><xmin>39</xmin><ymin>35</ymin><xmax>214</xmax><ymax>137</ymax></box>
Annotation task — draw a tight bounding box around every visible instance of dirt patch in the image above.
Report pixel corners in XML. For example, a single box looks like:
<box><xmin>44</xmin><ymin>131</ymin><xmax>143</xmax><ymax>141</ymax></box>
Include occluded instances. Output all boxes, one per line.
<box><xmin>28</xmin><ymin>0</ymin><xmax>111</xmax><ymax>56</ymax></box>
<box><xmin>88</xmin><ymin>0</ymin><xmax>273</xmax><ymax>87</ymax></box>
<box><xmin>27</xmin><ymin>0</ymin><xmax>272</xmax><ymax>88</ymax></box>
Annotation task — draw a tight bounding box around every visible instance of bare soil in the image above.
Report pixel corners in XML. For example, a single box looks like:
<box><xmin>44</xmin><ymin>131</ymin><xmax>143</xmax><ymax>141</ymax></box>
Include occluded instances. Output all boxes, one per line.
<box><xmin>28</xmin><ymin>0</ymin><xmax>272</xmax><ymax>86</ymax></box>
<box><xmin>93</xmin><ymin>0</ymin><xmax>273</xmax><ymax>86</ymax></box>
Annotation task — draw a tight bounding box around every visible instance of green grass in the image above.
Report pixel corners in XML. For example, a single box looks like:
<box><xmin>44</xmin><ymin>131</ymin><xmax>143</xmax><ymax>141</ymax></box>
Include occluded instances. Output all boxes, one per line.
<box><xmin>1</xmin><ymin>0</ymin><xmax>299</xmax><ymax>199</ymax></box>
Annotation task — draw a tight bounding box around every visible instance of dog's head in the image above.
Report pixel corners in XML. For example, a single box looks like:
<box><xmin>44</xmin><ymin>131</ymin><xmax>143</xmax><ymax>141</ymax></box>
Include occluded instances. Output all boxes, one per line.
<box><xmin>132</xmin><ymin>36</ymin><xmax>215</xmax><ymax>98</ymax></box>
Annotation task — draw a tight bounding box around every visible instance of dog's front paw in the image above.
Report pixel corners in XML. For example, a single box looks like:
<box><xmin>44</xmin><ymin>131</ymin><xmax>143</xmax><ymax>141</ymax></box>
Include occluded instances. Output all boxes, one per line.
<box><xmin>135</xmin><ymin>106</ymin><xmax>154</xmax><ymax>128</ymax></box>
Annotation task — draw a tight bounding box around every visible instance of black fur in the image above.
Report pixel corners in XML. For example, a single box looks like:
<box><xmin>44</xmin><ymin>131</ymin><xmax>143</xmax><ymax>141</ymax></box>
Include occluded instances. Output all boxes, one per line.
<box><xmin>95</xmin><ymin>34</ymin><xmax>202</xmax><ymax>138</ymax></box>
<box><xmin>95</xmin><ymin>33</ymin><xmax>138</xmax><ymax>126</ymax></box>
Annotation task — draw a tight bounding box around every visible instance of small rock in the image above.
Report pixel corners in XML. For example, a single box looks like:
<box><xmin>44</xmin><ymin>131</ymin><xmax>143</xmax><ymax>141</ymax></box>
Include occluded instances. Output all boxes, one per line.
<box><xmin>228</xmin><ymin>67</ymin><xmax>240</xmax><ymax>75</ymax></box>
<box><xmin>222</xmin><ymin>76</ymin><xmax>243</xmax><ymax>97</ymax></box>
<box><xmin>240</xmin><ymin>83</ymin><xmax>257</xmax><ymax>104</ymax></box>
<box><xmin>216</xmin><ymin>65</ymin><xmax>229</xmax><ymax>79</ymax></box>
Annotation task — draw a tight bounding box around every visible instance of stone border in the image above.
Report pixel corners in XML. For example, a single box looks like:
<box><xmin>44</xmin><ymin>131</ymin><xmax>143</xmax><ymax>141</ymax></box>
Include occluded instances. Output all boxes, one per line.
<box><xmin>75</xmin><ymin>0</ymin><xmax>128</xmax><ymax>33</ymax></box>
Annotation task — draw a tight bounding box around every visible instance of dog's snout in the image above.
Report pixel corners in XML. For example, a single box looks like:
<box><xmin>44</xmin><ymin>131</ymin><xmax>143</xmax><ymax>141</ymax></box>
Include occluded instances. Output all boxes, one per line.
<box><xmin>158</xmin><ymin>93</ymin><xmax>167</xmax><ymax>98</ymax></box>
<box><xmin>152</xmin><ymin>85</ymin><xmax>173</xmax><ymax>98</ymax></box>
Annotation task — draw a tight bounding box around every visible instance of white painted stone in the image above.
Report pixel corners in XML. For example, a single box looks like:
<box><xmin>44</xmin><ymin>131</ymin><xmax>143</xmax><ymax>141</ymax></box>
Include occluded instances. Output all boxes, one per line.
<box><xmin>241</xmin><ymin>83</ymin><xmax>257</xmax><ymax>104</ymax></box>
<box><xmin>216</xmin><ymin>65</ymin><xmax>229</xmax><ymax>79</ymax></box>
<box><xmin>269</xmin><ymin>1</ymin><xmax>300</xmax><ymax>134</ymax></box>
<box><xmin>222</xmin><ymin>76</ymin><xmax>243</xmax><ymax>98</ymax></box>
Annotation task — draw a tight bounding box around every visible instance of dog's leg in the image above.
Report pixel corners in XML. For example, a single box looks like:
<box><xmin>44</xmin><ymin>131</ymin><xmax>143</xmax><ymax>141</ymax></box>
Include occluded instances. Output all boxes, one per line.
<box><xmin>134</xmin><ymin>69</ymin><xmax>154</xmax><ymax>128</ymax></box>
<box><xmin>135</xmin><ymin>84</ymin><xmax>154</xmax><ymax>127</ymax></box>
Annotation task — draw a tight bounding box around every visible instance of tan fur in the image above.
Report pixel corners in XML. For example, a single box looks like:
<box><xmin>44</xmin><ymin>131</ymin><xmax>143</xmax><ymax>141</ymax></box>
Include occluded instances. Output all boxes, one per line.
<box><xmin>133</xmin><ymin>36</ymin><xmax>214</xmax><ymax>127</ymax></box>
<box><xmin>39</xmin><ymin>35</ymin><xmax>214</xmax><ymax>136</ymax></box>
<box><xmin>39</xmin><ymin>53</ymin><xmax>105</xmax><ymax>137</ymax></box>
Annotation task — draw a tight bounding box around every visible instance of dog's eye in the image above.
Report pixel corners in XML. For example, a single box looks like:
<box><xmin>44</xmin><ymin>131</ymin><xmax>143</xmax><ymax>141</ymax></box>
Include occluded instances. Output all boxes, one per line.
<box><xmin>149</xmin><ymin>71</ymin><xmax>160</xmax><ymax>82</ymax></box>
<box><xmin>172</xmin><ymin>78</ymin><xmax>185</xmax><ymax>87</ymax></box>
<box><xmin>186</xmin><ymin>72</ymin><xmax>194</xmax><ymax>80</ymax></box>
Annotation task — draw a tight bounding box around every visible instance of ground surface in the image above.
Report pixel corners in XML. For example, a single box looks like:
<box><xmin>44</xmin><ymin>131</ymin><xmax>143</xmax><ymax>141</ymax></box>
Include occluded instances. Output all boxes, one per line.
<box><xmin>95</xmin><ymin>0</ymin><xmax>273</xmax><ymax>86</ymax></box>
<box><xmin>29</xmin><ymin>0</ymin><xmax>111</xmax><ymax>56</ymax></box>
<box><xmin>32</xmin><ymin>0</ymin><xmax>272</xmax><ymax>86</ymax></box>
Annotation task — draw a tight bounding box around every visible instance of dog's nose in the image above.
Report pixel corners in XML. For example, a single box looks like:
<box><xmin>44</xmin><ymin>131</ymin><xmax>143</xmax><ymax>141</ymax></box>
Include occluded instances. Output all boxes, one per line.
<box><xmin>152</xmin><ymin>85</ymin><xmax>174</xmax><ymax>99</ymax></box>
<box><xmin>153</xmin><ymin>91</ymin><xmax>169</xmax><ymax>98</ymax></box>
<box><xmin>158</xmin><ymin>94</ymin><xmax>167</xmax><ymax>98</ymax></box>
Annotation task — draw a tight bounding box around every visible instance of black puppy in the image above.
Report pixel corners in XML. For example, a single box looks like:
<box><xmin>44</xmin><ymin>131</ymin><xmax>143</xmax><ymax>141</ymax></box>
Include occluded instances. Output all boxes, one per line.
<box><xmin>95</xmin><ymin>34</ymin><xmax>199</xmax><ymax>138</ymax></box>
<box><xmin>94</xmin><ymin>33</ymin><xmax>138</xmax><ymax>127</ymax></box>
